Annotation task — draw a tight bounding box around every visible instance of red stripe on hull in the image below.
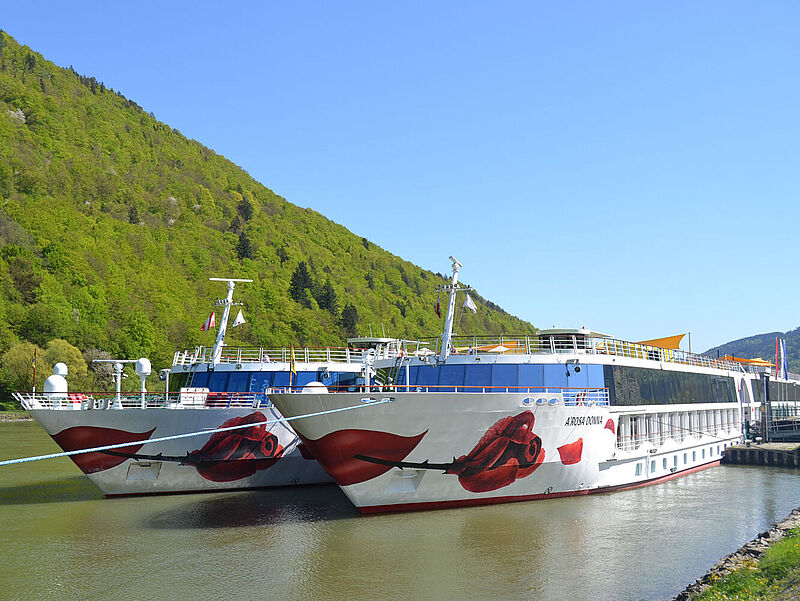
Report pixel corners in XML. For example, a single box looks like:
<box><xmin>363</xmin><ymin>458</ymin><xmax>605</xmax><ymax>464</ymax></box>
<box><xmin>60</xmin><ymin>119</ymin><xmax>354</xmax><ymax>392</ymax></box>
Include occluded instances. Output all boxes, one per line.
<box><xmin>357</xmin><ymin>460</ymin><xmax>722</xmax><ymax>514</ymax></box>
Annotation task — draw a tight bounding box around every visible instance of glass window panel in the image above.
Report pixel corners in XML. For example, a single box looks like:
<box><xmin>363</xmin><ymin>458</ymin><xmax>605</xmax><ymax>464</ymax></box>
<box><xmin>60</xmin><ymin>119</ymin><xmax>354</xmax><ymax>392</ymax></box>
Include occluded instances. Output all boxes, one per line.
<box><xmin>565</xmin><ymin>364</ymin><xmax>588</xmax><ymax>388</ymax></box>
<box><xmin>207</xmin><ymin>373</ymin><xmax>230</xmax><ymax>391</ymax></box>
<box><xmin>543</xmin><ymin>364</ymin><xmax>568</xmax><ymax>389</ymax></box>
<box><xmin>190</xmin><ymin>372</ymin><xmax>210</xmax><ymax>388</ymax></box>
<box><xmin>585</xmin><ymin>364</ymin><xmax>605</xmax><ymax>388</ymax></box>
<box><xmin>438</xmin><ymin>365</ymin><xmax>465</xmax><ymax>392</ymax></box>
<box><xmin>249</xmin><ymin>372</ymin><xmax>274</xmax><ymax>393</ymax></box>
<box><xmin>295</xmin><ymin>372</ymin><xmax>316</xmax><ymax>386</ymax></box>
<box><xmin>417</xmin><ymin>366</ymin><xmax>439</xmax><ymax>388</ymax></box>
<box><xmin>491</xmin><ymin>364</ymin><xmax>518</xmax><ymax>389</ymax></box>
<box><xmin>464</xmin><ymin>364</ymin><xmax>492</xmax><ymax>391</ymax></box>
<box><xmin>272</xmin><ymin>372</ymin><xmax>291</xmax><ymax>388</ymax></box>
<box><xmin>518</xmin><ymin>364</ymin><xmax>544</xmax><ymax>391</ymax></box>
<box><xmin>227</xmin><ymin>372</ymin><xmax>251</xmax><ymax>392</ymax></box>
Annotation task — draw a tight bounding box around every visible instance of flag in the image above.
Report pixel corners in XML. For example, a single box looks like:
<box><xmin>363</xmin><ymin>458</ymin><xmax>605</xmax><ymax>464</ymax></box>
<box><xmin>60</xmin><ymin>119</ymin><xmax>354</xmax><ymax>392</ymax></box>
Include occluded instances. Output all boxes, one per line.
<box><xmin>290</xmin><ymin>345</ymin><xmax>297</xmax><ymax>386</ymax></box>
<box><xmin>201</xmin><ymin>311</ymin><xmax>216</xmax><ymax>331</ymax></box>
<box><xmin>232</xmin><ymin>309</ymin><xmax>245</xmax><ymax>327</ymax></box>
<box><xmin>435</xmin><ymin>299</ymin><xmax>441</xmax><ymax>318</ymax></box>
<box><xmin>463</xmin><ymin>293</ymin><xmax>477</xmax><ymax>314</ymax></box>
<box><xmin>781</xmin><ymin>338</ymin><xmax>788</xmax><ymax>379</ymax></box>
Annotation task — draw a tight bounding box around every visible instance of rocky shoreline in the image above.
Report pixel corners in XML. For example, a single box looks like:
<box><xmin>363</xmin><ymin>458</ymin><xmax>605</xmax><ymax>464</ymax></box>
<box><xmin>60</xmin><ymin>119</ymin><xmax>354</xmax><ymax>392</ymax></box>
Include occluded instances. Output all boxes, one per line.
<box><xmin>673</xmin><ymin>508</ymin><xmax>800</xmax><ymax>600</ymax></box>
<box><xmin>0</xmin><ymin>411</ymin><xmax>32</xmax><ymax>422</ymax></box>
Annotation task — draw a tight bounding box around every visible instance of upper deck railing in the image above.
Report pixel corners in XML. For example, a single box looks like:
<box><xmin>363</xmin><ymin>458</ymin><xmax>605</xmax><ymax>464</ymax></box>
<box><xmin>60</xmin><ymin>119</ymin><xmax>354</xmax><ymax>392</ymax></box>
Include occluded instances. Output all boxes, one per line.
<box><xmin>399</xmin><ymin>335</ymin><xmax>757</xmax><ymax>373</ymax></box>
<box><xmin>172</xmin><ymin>345</ymin><xmax>400</xmax><ymax>367</ymax></box>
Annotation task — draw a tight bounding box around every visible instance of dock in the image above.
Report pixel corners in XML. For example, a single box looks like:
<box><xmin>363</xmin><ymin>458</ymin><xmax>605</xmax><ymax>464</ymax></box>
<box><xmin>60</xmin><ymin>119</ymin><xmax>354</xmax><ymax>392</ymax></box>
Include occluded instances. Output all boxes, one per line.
<box><xmin>723</xmin><ymin>442</ymin><xmax>800</xmax><ymax>468</ymax></box>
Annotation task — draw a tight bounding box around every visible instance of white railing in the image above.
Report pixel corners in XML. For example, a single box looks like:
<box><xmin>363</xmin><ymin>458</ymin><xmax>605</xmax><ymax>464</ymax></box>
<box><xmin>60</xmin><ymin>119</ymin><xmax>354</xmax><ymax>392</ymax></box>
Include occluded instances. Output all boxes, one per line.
<box><xmin>172</xmin><ymin>344</ymin><xmax>401</xmax><ymax>366</ymax></box>
<box><xmin>13</xmin><ymin>391</ymin><xmax>269</xmax><ymax>411</ymax></box>
<box><xmin>401</xmin><ymin>335</ymin><xmax>746</xmax><ymax>372</ymax></box>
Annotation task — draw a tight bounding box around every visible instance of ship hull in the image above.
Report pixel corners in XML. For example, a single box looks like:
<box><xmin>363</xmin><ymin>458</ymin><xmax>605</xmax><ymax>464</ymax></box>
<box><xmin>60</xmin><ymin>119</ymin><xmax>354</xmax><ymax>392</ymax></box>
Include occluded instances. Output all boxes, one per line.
<box><xmin>30</xmin><ymin>407</ymin><xmax>332</xmax><ymax>496</ymax></box>
<box><xmin>269</xmin><ymin>392</ymin><xmax>740</xmax><ymax>513</ymax></box>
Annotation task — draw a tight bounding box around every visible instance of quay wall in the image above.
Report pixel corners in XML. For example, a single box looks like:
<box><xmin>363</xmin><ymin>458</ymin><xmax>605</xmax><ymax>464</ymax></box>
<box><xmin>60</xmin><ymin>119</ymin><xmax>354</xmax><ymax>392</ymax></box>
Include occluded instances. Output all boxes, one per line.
<box><xmin>723</xmin><ymin>442</ymin><xmax>800</xmax><ymax>468</ymax></box>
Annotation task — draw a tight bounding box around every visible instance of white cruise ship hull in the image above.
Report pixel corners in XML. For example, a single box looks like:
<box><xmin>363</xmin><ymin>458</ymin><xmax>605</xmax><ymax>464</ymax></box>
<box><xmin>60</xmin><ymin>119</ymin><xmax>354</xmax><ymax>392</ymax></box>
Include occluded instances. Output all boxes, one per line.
<box><xmin>30</xmin><ymin>406</ymin><xmax>331</xmax><ymax>496</ymax></box>
<box><xmin>269</xmin><ymin>392</ymin><xmax>739</xmax><ymax>513</ymax></box>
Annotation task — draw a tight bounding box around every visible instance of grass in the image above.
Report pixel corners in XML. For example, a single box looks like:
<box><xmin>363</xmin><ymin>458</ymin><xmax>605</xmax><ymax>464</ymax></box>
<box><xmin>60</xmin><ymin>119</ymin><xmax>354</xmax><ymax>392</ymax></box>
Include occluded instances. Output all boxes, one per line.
<box><xmin>0</xmin><ymin>410</ymin><xmax>31</xmax><ymax>421</ymax></box>
<box><xmin>695</xmin><ymin>528</ymin><xmax>800</xmax><ymax>600</ymax></box>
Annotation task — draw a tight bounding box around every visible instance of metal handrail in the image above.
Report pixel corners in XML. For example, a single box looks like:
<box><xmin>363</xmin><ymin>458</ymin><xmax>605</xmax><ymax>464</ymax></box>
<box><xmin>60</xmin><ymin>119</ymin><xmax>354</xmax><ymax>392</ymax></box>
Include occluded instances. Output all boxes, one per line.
<box><xmin>172</xmin><ymin>344</ymin><xmax>401</xmax><ymax>366</ymax></box>
<box><xmin>401</xmin><ymin>335</ymin><xmax>747</xmax><ymax>372</ymax></box>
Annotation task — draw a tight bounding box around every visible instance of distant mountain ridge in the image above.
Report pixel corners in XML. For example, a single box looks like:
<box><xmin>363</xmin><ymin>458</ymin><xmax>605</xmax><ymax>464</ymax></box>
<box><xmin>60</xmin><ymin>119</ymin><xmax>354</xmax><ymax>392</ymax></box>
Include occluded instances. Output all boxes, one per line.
<box><xmin>0</xmin><ymin>31</ymin><xmax>535</xmax><ymax>397</ymax></box>
<box><xmin>705</xmin><ymin>328</ymin><xmax>800</xmax><ymax>373</ymax></box>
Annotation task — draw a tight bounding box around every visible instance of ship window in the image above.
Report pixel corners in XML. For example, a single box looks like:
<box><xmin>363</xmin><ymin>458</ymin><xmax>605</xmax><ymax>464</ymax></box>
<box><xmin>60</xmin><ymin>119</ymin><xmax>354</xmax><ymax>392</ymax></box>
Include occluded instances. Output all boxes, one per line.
<box><xmin>295</xmin><ymin>372</ymin><xmax>317</xmax><ymax>387</ymax></box>
<box><xmin>662</xmin><ymin>458</ymin><xmax>667</xmax><ymax>469</ymax></box>
<box><xmin>417</xmin><ymin>365</ymin><xmax>439</xmax><ymax>389</ymax></box>
<box><xmin>702</xmin><ymin>449</ymin><xmax>705</xmax><ymax>458</ymax></box>
<box><xmin>491</xmin><ymin>364</ymin><xmax>518</xmax><ymax>390</ymax></box>
<box><xmin>208</xmin><ymin>373</ymin><xmax>230</xmax><ymax>391</ymax></box>
<box><xmin>673</xmin><ymin>455</ymin><xmax>678</xmax><ymax>467</ymax></box>
<box><xmin>272</xmin><ymin>372</ymin><xmax>291</xmax><ymax>388</ymax></box>
<box><xmin>683</xmin><ymin>453</ymin><xmax>687</xmax><ymax>464</ymax></box>
<box><xmin>464</xmin><ymin>364</ymin><xmax>492</xmax><ymax>391</ymax></box>
<box><xmin>635</xmin><ymin>463</ymin><xmax>642</xmax><ymax>476</ymax></box>
<box><xmin>585</xmin><ymin>364</ymin><xmax>605</xmax><ymax>388</ymax></box>
<box><xmin>227</xmin><ymin>372</ymin><xmax>251</xmax><ymax>392</ymax></box>
<box><xmin>337</xmin><ymin>372</ymin><xmax>359</xmax><ymax>391</ymax></box>
<box><xmin>518</xmin><ymin>364</ymin><xmax>544</xmax><ymax>390</ymax></box>
<box><xmin>651</xmin><ymin>460</ymin><xmax>656</xmax><ymax>472</ymax></box>
<box><xmin>439</xmin><ymin>365</ymin><xmax>465</xmax><ymax>392</ymax></box>
<box><xmin>692</xmin><ymin>451</ymin><xmax>696</xmax><ymax>461</ymax></box>
<box><xmin>250</xmin><ymin>372</ymin><xmax>274</xmax><ymax>393</ymax></box>
<box><xmin>543</xmin><ymin>364</ymin><xmax>568</xmax><ymax>389</ymax></box>
<box><xmin>190</xmin><ymin>371</ymin><xmax>210</xmax><ymax>388</ymax></box>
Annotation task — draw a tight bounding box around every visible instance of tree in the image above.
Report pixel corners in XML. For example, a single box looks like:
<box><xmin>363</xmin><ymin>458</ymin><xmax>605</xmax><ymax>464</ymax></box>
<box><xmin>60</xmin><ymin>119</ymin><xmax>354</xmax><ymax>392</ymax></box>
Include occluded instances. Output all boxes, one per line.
<box><xmin>316</xmin><ymin>277</ymin><xmax>339</xmax><ymax>315</ymax></box>
<box><xmin>289</xmin><ymin>261</ymin><xmax>313</xmax><ymax>307</ymax></box>
<box><xmin>340</xmin><ymin>304</ymin><xmax>359</xmax><ymax>337</ymax></box>
<box><xmin>237</xmin><ymin>231</ymin><xmax>254</xmax><ymax>259</ymax></box>
<box><xmin>237</xmin><ymin>197</ymin><xmax>253</xmax><ymax>221</ymax></box>
<box><xmin>128</xmin><ymin>205</ymin><xmax>139</xmax><ymax>224</ymax></box>
<box><xmin>0</xmin><ymin>341</ymin><xmax>43</xmax><ymax>393</ymax></box>
<box><xmin>43</xmin><ymin>339</ymin><xmax>90</xmax><ymax>389</ymax></box>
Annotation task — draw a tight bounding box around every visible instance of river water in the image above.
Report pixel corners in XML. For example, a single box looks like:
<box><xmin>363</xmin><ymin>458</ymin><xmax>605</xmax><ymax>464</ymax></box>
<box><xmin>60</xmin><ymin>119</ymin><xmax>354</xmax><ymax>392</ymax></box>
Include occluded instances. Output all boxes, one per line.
<box><xmin>2</xmin><ymin>420</ymin><xmax>799</xmax><ymax>601</ymax></box>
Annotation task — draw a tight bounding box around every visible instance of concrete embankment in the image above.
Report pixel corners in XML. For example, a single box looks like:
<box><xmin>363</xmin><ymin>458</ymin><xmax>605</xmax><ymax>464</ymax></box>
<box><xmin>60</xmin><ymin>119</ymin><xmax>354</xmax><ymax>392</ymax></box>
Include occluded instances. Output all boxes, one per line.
<box><xmin>673</xmin><ymin>508</ymin><xmax>800</xmax><ymax>600</ymax></box>
<box><xmin>723</xmin><ymin>442</ymin><xmax>800</xmax><ymax>468</ymax></box>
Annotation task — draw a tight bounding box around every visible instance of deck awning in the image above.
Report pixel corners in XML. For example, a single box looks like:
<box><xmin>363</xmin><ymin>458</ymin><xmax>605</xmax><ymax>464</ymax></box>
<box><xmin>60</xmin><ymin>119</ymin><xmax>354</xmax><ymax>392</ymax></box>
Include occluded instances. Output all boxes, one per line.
<box><xmin>635</xmin><ymin>334</ymin><xmax>686</xmax><ymax>350</ymax></box>
<box><xmin>720</xmin><ymin>355</ymin><xmax>774</xmax><ymax>366</ymax></box>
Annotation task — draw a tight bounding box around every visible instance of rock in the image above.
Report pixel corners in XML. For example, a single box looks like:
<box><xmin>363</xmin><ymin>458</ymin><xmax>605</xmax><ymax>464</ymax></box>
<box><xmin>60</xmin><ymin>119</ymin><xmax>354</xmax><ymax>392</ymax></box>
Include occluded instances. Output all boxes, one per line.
<box><xmin>6</xmin><ymin>108</ymin><xmax>25</xmax><ymax>123</ymax></box>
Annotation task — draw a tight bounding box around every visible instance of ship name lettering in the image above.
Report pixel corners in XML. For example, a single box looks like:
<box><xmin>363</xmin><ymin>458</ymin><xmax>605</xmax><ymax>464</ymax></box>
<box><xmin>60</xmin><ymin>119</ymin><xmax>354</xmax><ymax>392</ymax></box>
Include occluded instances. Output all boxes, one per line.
<box><xmin>564</xmin><ymin>415</ymin><xmax>603</xmax><ymax>427</ymax></box>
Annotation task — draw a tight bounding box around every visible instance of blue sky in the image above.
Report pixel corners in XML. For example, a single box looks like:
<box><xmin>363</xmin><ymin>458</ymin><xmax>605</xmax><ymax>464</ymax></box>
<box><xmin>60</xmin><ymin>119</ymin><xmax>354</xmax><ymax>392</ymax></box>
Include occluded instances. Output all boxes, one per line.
<box><xmin>3</xmin><ymin>2</ymin><xmax>799</xmax><ymax>352</ymax></box>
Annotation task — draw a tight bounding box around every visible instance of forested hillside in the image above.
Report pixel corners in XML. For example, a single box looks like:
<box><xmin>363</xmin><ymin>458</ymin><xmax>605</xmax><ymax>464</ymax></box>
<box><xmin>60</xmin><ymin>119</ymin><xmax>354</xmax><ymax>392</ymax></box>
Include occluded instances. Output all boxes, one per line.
<box><xmin>705</xmin><ymin>328</ymin><xmax>800</xmax><ymax>374</ymax></box>
<box><xmin>0</xmin><ymin>32</ymin><xmax>535</xmax><ymax>400</ymax></box>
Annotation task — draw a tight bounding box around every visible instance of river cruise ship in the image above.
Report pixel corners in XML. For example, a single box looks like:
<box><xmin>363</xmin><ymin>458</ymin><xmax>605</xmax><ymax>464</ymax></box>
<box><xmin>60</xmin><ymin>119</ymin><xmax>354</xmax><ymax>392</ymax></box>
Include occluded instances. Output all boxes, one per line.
<box><xmin>14</xmin><ymin>278</ymin><xmax>399</xmax><ymax>496</ymax></box>
<box><xmin>269</xmin><ymin>258</ymin><xmax>792</xmax><ymax>513</ymax></box>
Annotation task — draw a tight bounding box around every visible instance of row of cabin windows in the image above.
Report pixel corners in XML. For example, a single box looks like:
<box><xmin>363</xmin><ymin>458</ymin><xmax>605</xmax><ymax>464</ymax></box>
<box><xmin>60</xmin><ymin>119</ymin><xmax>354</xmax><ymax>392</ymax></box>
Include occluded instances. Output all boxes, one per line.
<box><xmin>392</xmin><ymin>364</ymin><xmax>606</xmax><ymax>391</ymax></box>
<box><xmin>750</xmin><ymin>380</ymin><xmax>800</xmax><ymax>403</ymax></box>
<box><xmin>606</xmin><ymin>365</ymin><xmax>737</xmax><ymax>405</ymax></box>
<box><xmin>635</xmin><ymin>443</ymin><xmax>729</xmax><ymax>476</ymax></box>
<box><xmin>187</xmin><ymin>370</ymin><xmax>361</xmax><ymax>392</ymax></box>
<box><xmin>391</xmin><ymin>363</ymin><xmax>737</xmax><ymax>405</ymax></box>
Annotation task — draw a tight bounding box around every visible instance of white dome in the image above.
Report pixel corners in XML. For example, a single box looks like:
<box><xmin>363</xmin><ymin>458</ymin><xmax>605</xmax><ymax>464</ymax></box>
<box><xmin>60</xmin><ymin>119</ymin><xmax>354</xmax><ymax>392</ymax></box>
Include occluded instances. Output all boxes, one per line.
<box><xmin>135</xmin><ymin>358</ymin><xmax>152</xmax><ymax>377</ymax></box>
<box><xmin>43</xmin><ymin>373</ymin><xmax>68</xmax><ymax>395</ymax></box>
<box><xmin>53</xmin><ymin>362</ymin><xmax>68</xmax><ymax>376</ymax></box>
<box><xmin>301</xmin><ymin>381</ymin><xmax>328</xmax><ymax>394</ymax></box>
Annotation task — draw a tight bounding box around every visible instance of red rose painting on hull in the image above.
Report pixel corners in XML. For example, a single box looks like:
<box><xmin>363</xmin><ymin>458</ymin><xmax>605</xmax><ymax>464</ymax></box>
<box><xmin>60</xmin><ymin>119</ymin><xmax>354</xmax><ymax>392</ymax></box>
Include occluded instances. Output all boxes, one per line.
<box><xmin>352</xmin><ymin>411</ymin><xmax>546</xmax><ymax>493</ymax></box>
<box><xmin>188</xmin><ymin>412</ymin><xmax>284</xmax><ymax>482</ymax></box>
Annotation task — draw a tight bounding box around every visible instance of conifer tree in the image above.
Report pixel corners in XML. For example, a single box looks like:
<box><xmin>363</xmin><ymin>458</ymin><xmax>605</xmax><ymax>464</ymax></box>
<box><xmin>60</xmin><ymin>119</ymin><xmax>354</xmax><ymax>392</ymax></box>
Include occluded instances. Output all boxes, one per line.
<box><xmin>340</xmin><ymin>304</ymin><xmax>359</xmax><ymax>336</ymax></box>
<box><xmin>289</xmin><ymin>261</ymin><xmax>313</xmax><ymax>306</ymax></box>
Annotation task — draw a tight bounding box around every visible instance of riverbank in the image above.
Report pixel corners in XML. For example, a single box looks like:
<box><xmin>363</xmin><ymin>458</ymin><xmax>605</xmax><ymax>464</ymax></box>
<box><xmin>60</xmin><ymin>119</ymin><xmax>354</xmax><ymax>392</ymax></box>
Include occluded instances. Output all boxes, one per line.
<box><xmin>675</xmin><ymin>508</ymin><xmax>800</xmax><ymax>600</ymax></box>
<box><xmin>0</xmin><ymin>411</ymin><xmax>31</xmax><ymax>422</ymax></box>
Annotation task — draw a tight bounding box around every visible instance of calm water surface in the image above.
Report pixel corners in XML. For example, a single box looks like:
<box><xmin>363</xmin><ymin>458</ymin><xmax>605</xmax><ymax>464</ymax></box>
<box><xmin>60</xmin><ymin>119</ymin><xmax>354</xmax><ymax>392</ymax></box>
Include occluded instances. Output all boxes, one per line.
<box><xmin>2</xmin><ymin>420</ymin><xmax>800</xmax><ymax>601</ymax></box>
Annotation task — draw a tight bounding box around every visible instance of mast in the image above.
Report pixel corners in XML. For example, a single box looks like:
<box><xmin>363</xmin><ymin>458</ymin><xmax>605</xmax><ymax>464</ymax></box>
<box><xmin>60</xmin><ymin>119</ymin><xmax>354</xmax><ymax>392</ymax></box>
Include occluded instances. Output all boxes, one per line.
<box><xmin>209</xmin><ymin>277</ymin><xmax>253</xmax><ymax>365</ymax></box>
<box><xmin>439</xmin><ymin>256</ymin><xmax>470</xmax><ymax>361</ymax></box>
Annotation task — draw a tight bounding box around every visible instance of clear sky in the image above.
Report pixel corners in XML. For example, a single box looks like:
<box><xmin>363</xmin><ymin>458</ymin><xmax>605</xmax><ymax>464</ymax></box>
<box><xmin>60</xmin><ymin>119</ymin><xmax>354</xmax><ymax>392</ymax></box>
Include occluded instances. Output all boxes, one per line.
<box><xmin>3</xmin><ymin>1</ymin><xmax>799</xmax><ymax>352</ymax></box>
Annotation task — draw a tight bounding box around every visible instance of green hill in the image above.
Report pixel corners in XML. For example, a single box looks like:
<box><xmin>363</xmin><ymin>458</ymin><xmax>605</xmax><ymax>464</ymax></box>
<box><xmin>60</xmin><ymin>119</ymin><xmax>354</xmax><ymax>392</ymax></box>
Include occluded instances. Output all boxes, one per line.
<box><xmin>0</xmin><ymin>31</ymin><xmax>535</xmax><ymax>399</ymax></box>
<box><xmin>705</xmin><ymin>328</ymin><xmax>800</xmax><ymax>374</ymax></box>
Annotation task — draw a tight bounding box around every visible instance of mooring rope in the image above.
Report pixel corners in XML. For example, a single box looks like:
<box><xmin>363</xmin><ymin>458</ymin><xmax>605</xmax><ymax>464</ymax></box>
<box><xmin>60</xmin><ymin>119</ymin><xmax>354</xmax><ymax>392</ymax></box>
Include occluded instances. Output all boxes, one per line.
<box><xmin>0</xmin><ymin>398</ymin><xmax>393</xmax><ymax>467</ymax></box>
